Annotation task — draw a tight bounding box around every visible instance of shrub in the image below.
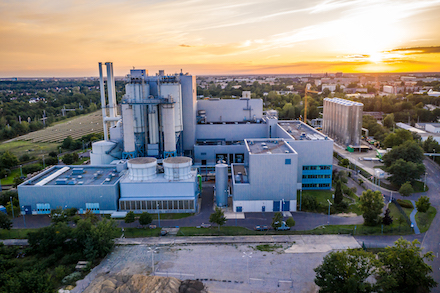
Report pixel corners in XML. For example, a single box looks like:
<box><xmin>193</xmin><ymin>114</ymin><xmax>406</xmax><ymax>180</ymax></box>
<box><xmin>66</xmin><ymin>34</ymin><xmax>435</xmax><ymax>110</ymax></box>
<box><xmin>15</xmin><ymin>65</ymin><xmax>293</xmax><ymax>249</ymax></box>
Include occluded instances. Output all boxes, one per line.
<box><xmin>335</xmin><ymin>201</ymin><xmax>349</xmax><ymax>213</ymax></box>
<box><xmin>19</xmin><ymin>154</ymin><xmax>30</xmax><ymax>162</ymax></box>
<box><xmin>54</xmin><ymin>265</ymin><xmax>67</xmax><ymax>280</ymax></box>
<box><xmin>22</xmin><ymin>163</ymin><xmax>42</xmax><ymax>175</ymax></box>
<box><xmin>62</xmin><ymin>272</ymin><xmax>82</xmax><ymax>285</ymax></box>
<box><xmin>302</xmin><ymin>194</ymin><xmax>319</xmax><ymax>211</ymax></box>
<box><xmin>286</xmin><ymin>217</ymin><xmax>295</xmax><ymax>227</ymax></box>
<box><xmin>396</xmin><ymin>199</ymin><xmax>413</xmax><ymax>209</ymax></box>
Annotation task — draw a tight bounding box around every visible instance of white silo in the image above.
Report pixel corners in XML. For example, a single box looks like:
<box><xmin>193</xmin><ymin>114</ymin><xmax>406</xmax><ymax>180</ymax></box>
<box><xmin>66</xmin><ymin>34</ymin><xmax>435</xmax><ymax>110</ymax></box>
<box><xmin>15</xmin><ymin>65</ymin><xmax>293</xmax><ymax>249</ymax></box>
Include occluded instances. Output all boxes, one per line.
<box><xmin>121</xmin><ymin>104</ymin><xmax>135</xmax><ymax>153</ymax></box>
<box><xmin>163</xmin><ymin>157</ymin><xmax>192</xmax><ymax>181</ymax></box>
<box><xmin>127</xmin><ymin>157</ymin><xmax>157</xmax><ymax>181</ymax></box>
<box><xmin>161</xmin><ymin>104</ymin><xmax>176</xmax><ymax>155</ymax></box>
<box><xmin>215</xmin><ymin>163</ymin><xmax>228</xmax><ymax>207</ymax></box>
<box><xmin>160</xmin><ymin>83</ymin><xmax>183</xmax><ymax>132</ymax></box>
<box><xmin>90</xmin><ymin>140</ymin><xmax>121</xmax><ymax>165</ymax></box>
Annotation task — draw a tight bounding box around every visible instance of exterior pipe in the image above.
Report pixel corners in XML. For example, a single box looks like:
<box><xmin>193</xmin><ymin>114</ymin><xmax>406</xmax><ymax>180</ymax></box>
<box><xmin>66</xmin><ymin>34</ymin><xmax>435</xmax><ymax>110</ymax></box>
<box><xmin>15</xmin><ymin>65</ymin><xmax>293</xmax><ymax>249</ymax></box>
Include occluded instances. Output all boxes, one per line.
<box><xmin>98</xmin><ymin>62</ymin><xmax>108</xmax><ymax>140</ymax></box>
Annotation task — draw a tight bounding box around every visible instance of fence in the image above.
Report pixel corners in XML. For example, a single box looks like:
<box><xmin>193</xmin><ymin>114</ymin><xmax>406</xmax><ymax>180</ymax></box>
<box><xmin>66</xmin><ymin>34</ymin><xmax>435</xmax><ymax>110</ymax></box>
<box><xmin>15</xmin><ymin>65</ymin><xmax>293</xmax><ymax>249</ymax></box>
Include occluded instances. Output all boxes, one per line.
<box><xmin>391</xmin><ymin>199</ymin><xmax>412</xmax><ymax>227</ymax></box>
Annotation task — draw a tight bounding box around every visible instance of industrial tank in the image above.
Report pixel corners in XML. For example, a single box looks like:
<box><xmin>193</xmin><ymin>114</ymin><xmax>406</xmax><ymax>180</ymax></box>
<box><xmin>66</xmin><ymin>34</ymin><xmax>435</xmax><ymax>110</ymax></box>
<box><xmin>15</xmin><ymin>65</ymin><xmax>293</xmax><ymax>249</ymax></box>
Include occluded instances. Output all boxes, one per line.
<box><xmin>90</xmin><ymin>140</ymin><xmax>121</xmax><ymax>165</ymax></box>
<box><xmin>163</xmin><ymin>156</ymin><xmax>192</xmax><ymax>181</ymax></box>
<box><xmin>127</xmin><ymin>157</ymin><xmax>157</xmax><ymax>181</ymax></box>
<box><xmin>215</xmin><ymin>163</ymin><xmax>228</xmax><ymax>207</ymax></box>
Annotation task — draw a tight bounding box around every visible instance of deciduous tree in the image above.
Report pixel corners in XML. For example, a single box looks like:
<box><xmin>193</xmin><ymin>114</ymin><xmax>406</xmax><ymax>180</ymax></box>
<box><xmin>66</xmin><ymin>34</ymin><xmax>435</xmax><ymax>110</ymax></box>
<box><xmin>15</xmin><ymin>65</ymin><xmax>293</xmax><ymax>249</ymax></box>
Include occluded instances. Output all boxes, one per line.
<box><xmin>124</xmin><ymin>211</ymin><xmax>135</xmax><ymax>224</ymax></box>
<box><xmin>271</xmin><ymin>212</ymin><xmax>283</xmax><ymax>230</ymax></box>
<box><xmin>209</xmin><ymin>207</ymin><xmax>226</xmax><ymax>231</ymax></box>
<box><xmin>377</xmin><ymin>238</ymin><xmax>437</xmax><ymax>293</ymax></box>
<box><xmin>416</xmin><ymin>196</ymin><xmax>431</xmax><ymax>213</ymax></box>
<box><xmin>314</xmin><ymin>249</ymin><xmax>379</xmax><ymax>293</ymax></box>
<box><xmin>139</xmin><ymin>212</ymin><xmax>153</xmax><ymax>227</ymax></box>
<box><xmin>359</xmin><ymin>190</ymin><xmax>384</xmax><ymax>226</ymax></box>
<box><xmin>0</xmin><ymin>212</ymin><xmax>12</xmax><ymax>230</ymax></box>
<box><xmin>399</xmin><ymin>181</ymin><xmax>414</xmax><ymax>197</ymax></box>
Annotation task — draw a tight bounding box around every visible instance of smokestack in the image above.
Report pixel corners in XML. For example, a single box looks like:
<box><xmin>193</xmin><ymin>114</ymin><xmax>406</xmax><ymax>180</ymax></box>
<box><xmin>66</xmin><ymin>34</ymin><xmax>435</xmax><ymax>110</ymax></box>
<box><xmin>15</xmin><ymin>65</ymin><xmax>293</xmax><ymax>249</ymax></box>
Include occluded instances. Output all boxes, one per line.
<box><xmin>98</xmin><ymin>62</ymin><xmax>108</xmax><ymax>140</ymax></box>
<box><xmin>105</xmin><ymin>62</ymin><xmax>117</xmax><ymax>125</ymax></box>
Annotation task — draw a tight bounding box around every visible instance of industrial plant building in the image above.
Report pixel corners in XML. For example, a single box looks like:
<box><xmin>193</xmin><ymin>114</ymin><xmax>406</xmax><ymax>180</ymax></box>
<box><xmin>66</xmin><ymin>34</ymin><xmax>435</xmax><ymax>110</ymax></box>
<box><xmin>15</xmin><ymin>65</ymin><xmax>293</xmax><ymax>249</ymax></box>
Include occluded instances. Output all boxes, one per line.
<box><xmin>322</xmin><ymin>98</ymin><xmax>363</xmax><ymax>146</ymax></box>
<box><xmin>18</xmin><ymin>63</ymin><xmax>334</xmax><ymax>215</ymax></box>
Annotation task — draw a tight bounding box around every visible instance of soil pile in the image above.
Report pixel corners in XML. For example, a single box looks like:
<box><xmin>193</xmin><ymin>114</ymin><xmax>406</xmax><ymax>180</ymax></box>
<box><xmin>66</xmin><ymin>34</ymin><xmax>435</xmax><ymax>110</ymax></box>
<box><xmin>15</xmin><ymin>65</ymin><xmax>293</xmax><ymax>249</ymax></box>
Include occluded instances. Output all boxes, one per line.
<box><xmin>82</xmin><ymin>274</ymin><xmax>206</xmax><ymax>293</ymax></box>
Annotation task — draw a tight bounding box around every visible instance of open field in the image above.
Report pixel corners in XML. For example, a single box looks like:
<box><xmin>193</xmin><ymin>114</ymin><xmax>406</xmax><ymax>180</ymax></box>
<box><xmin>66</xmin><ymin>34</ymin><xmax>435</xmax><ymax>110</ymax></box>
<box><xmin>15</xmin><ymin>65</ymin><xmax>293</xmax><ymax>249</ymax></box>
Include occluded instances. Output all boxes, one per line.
<box><xmin>0</xmin><ymin>140</ymin><xmax>59</xmax><ymax>160</ymax></box>
<box><xmin>4</xmin><ymin>111</ymin><xmax>102</xmax><ymax>143</ymax></box>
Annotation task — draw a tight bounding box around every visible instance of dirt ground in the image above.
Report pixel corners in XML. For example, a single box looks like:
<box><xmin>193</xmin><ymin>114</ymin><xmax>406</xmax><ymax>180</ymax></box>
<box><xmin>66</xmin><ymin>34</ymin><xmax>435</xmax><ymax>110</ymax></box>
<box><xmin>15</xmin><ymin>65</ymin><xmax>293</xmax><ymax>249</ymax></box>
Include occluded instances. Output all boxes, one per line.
<box><xmin>74</xmin><ymin>242</ymin><xmax>332</xmax><ymax>293</ymax></box>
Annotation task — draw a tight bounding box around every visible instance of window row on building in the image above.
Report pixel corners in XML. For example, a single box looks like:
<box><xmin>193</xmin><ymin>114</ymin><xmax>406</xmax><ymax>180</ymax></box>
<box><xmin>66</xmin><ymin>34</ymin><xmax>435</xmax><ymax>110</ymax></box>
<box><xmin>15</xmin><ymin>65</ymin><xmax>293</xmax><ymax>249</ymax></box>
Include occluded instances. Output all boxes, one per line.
<box><xmin>302</xmin><ymin>174</ymin><xmax>331</xmax><ymax>179</ymax></box>
<box><xmin>302</xmin><ymin>165</ymin><xmax>331</xmax><ymax>170</ymax></box>
<box><xmin>302</xmin><ymin>183</ymin><xmax>331</xmax><ymax>188</ymax></box>
<box><xmin>119</xmin><ymin>199</ymin><xmax>195</xmax><ymax>211</ymax></box>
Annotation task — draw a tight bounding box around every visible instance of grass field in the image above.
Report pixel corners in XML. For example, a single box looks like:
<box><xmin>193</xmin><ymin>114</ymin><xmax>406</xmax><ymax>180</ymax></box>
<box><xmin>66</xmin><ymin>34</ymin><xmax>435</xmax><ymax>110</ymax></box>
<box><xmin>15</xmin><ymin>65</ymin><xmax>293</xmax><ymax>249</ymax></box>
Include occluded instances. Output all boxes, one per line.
<box><xmin>415</xmin><ymin>206</ymin><xmax>437</xmax><ymax>233</ymax></box>
<box><xmin>1</xmin><ymin>169</ymin><xmax>21</xmax><ymax>185</ymax></box>
<box><xmin>298</xmin><ymin>189</ymin><xmax>362</xmax><ymax>215</ymax></box>
<box><xmin>115</xmin><ymin>227</ymin><xmax>161</xmax><ymax>238</ymax></box>
<box><xmin>396</xmin><ymin>200</ymin><xmax>414</xmax><ymax>218</ymax></box>
<box><xmin>4</xmin><ymin>111</ymin><xmax>102</xmax><ymax>144</ymax></box>
<box><xmin>0</xmin><ymin>228</ymin><xmax>37</xmax><ymax>239</ymax></box>
<box><xmin>152</xmin><ymin>213</ymin><xmax>194</xmax><ymax>220</ymax></box>
<box><xmin>0</xmin><ymin>140</ymin><xmax>59</xmax><ymax>161</ymax></box>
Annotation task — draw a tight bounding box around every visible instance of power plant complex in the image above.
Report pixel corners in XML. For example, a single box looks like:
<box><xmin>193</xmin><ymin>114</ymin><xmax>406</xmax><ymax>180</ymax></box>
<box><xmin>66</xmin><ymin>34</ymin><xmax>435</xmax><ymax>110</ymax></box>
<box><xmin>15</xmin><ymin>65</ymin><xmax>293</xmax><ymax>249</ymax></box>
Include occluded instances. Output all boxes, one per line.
<box><xmin>18</xmin><ymin>63</ymin><xmax>334</xmax><ymax>216</ymax></box>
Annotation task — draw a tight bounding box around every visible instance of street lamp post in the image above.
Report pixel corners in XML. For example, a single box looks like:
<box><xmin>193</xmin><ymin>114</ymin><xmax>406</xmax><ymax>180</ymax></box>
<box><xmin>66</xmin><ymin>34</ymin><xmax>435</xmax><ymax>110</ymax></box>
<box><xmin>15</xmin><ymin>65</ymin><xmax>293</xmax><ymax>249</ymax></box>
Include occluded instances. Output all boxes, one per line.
<box><xmin>10</xmin><ymin>196</ymin><xmax>14</xmax><ymax>218</ymax></box>
<box><xmin>148</xmin><ymin>247</ymin><xmax>159</xmax><ymax>275</ymax></box>
<box><xmin>327</xmin><ymin>199</ymin><xmax>332</xmax><ymax>224</ymax></box>
<box><xmin>21</xmin><ymin>206</ymin><xmax>26</xmax><ymax>228</ymax></box>
<box><xmin>424</xmin><ymin>172</ymin><xmax>427</xmax><ymax>191</ymax></box>
<box><xmin>242</xmin><ymin>252</ymin><xmax>252</xmax><ymax>284</ymax></box>
<box><xmin>157</xmin><ymin>202</ymin><xmax>161</xmax><ymax>227</ymax></box>
<box><xmin>42</xmin><ymin>155</ymin><xmax>45</xmax><ymax>168</ymax></box>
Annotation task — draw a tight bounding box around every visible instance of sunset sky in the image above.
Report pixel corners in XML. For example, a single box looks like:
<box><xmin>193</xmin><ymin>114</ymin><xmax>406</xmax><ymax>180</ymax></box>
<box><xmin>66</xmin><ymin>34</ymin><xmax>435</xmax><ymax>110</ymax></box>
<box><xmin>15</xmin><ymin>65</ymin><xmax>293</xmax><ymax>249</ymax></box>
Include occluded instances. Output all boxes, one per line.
<box><xmin>1</xmin><ymin>0</ymin><xmax>440</xmax><ymax>77</ymax></box>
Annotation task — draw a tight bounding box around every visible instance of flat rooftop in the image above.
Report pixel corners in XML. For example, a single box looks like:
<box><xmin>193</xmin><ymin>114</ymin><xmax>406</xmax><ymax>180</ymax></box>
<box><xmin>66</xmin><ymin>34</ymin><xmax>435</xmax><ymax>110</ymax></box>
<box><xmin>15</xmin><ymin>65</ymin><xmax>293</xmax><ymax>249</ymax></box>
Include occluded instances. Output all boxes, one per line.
<box><xmin>278</xmin><ymin>121</ymin><xmax>329</xmax><ymax>141</ymax></box>
<box><xmin>246</xmin><ymin>139</ymin><xmax>293</xmax><ymax>154</ymax></box>
<box><xmin>23</xmin><ymin>166</ymin><xmax>122</xmax><ymax>186</ymax></box>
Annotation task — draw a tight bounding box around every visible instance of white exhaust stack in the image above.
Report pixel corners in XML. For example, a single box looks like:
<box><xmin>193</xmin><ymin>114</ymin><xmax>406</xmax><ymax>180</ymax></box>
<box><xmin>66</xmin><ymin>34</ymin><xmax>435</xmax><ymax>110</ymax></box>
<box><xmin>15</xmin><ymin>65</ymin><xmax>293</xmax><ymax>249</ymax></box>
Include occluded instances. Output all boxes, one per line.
<box><xmin>105</xmin><ymin>62</ymin><xmax>117</xmax><ymax>126</ymax></box>
<box><xmin>98</xmin><ymin>62</ymin><xmax>108</xmax><ymax>140</ymax></box>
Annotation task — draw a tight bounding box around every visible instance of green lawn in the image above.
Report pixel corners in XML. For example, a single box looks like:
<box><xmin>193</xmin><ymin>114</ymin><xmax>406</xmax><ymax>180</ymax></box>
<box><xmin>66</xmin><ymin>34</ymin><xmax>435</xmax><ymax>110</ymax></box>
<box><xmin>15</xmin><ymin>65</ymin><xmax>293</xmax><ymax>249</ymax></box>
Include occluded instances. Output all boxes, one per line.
<box><xmin>394</xmin><ymin>199</ymin><xmax>413</xmax><ymax>217</ymax></box>
<box><xmin>0</xmin><ymin>228</ymin><xmax>37</xmax><ymax>239</ymax></box>
<box><xmin>415</xmin><ymin>206</ymin><xmax>437</xmax><ymax>233</ymax></box>
<box><xmin>152</xmin><ymin>213</ymin><xmax>194</xmax><ymax>220</ymax></box>
<box><xmin>0</xmin><ymin>140</ymin><xmax>59</xmax><ymax>160</ymax></box>
<box><xmin>310</xmin><ymin>223</ymin><xmax>413</xmax><ymax>236</ymax></box>
<box><xmin>347</xmin><ymin>202</ymin><xmax>363</xmax><ymax>215</ymax></box>
<box><xmin>115</xmin><ymin>227</ymin><xmax>161</xmax><ymax>238</ymax></box>
<box><xmin>412</xmin><ymin>180</ymin><xmax>429</xmax><ymax>193</ymax></box>
<box><xmin>388</xmin><ymin>202</ymin><xmax>413</xmax><ymax>231</ymax></box>
<box><xmin>1</xmin><ymin>169</ymin><xmax>21</xmax><ymax>185</ymax></box>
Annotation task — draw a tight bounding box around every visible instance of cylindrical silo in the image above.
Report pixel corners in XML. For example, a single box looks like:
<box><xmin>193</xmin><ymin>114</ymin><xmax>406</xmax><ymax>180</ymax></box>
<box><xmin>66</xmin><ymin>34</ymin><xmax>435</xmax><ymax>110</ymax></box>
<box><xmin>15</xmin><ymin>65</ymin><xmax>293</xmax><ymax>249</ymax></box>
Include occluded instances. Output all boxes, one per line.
<box><xmin>90</xmin><ymin>140</ymin><xmax>121</xmax><ymax>165</ymax></box>
<box><xmin>163</xmin><ymin>156</ymin><xmax>192</xmax><ymax>181</ymax></box>
<box><xmin>161</xmin><ymin>104</ymin><xmax>176</xmax><ymax>154</ymax></box>
<box><xmin>127</xmin><ymin>157</ymin><xmax>157</xmax><ymax>181</ymax></box>
<box><xmin>215</xmin><ymin>163</ymin><xmax>228</xmax><ymax>207</ymax></box>
<box><xmin>148</xmin><ymin>105</ymin><xmax>159</xmax><ymax>144</ymax></box>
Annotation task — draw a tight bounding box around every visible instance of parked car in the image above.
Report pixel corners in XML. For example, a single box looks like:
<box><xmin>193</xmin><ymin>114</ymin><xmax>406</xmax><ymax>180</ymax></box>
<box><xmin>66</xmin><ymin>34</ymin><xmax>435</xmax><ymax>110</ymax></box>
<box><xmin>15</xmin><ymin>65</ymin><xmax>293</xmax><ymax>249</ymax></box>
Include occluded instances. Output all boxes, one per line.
<box><xmin>148</xmin><ymin>224</ymin><xmax>157</xmax><ymax>229</ymax></box>
<box><xmin>200</xmin><ymin>223</ymin><xmax>211</xmax><ymax>228</ymax></box>
<box><xmin>254</xmin><ymin>225</ymin><xmax>269</xmax><ymax>231</ymax></box>
<box><xmin>274</xmin><ymin>221</ymin><xmax>290</xmax><ymax>231</ymax></box>
<box><xmin>160</xmin><ymin>229</ymin><xmax>168</xmax><ymax>236</ymax></box>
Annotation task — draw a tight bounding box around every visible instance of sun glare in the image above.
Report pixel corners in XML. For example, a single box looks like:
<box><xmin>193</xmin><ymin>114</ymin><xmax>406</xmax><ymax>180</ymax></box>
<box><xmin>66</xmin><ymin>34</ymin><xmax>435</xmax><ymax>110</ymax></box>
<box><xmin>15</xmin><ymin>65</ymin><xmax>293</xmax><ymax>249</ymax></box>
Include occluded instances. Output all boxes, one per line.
<box><xmin>368</xmin><ymin>52</ymin><xmax>384</xmax><ymax>63</ymax></box>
